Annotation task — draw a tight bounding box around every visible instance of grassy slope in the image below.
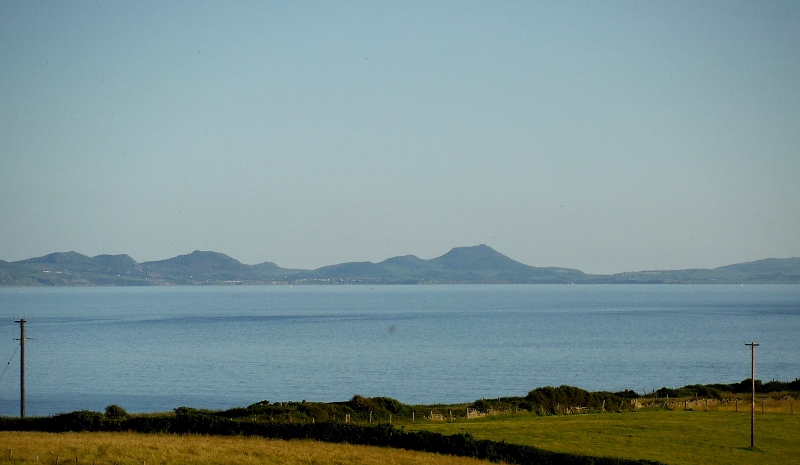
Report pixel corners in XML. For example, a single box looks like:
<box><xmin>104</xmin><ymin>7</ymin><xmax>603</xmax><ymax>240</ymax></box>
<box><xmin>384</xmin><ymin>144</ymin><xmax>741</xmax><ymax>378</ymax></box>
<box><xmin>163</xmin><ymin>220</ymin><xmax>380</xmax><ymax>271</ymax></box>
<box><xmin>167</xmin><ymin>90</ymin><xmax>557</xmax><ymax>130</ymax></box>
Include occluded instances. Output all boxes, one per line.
<box><xmin>2</xmin><ymin>409</ymin><xmax>797</xmax><ymax>464</ymax></box>
<box><xmin>404</xmin><ymin>410</ymin><xmax>800</xmax><ymax>465</ymax></box>
<box><xmin>0</xmin><ymin>432</ymin><xmax>490</xmax><ymax>465</ymax></box>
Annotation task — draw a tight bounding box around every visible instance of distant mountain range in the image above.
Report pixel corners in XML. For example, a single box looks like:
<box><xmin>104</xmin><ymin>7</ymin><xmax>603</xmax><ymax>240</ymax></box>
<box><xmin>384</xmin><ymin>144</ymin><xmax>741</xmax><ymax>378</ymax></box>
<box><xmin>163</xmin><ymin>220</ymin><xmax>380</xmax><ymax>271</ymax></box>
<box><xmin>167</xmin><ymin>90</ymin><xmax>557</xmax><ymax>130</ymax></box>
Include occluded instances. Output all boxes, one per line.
<box><xmin>1</xmin><ymin>244</ymin><xmax>799</xmax><ymax>286</ymax></box>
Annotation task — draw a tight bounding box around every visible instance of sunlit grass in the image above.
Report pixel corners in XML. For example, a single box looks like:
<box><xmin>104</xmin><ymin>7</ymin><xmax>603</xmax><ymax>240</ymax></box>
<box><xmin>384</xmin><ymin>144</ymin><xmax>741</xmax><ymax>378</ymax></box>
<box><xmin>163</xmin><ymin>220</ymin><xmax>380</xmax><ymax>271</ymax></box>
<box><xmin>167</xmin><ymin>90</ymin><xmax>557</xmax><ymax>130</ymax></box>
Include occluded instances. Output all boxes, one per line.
<box><xmin>0</xmin><ymin>432</ymin><xmax>490</xmax><ymax>465</ymax></box>
<box><xmin>405</xmin><ymin>410</ymin><xmax>800</xmax><ymax>465</ymax></box>
<box><xmin>2</xmin><ymin>405</ymin><xmax>798</xmax><ymax>465</ymax></box>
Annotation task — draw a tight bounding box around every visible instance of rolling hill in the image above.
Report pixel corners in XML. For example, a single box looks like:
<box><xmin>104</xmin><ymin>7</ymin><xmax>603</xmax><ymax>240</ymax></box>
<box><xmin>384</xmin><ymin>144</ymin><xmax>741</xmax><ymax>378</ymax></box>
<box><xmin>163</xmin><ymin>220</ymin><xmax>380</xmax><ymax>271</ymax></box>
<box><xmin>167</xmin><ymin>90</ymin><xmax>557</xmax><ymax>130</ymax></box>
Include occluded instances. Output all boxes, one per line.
<box><xmin>1</xmin><ymin>245</ymin><xmax>798</xmax><ymax>286</ymax></box>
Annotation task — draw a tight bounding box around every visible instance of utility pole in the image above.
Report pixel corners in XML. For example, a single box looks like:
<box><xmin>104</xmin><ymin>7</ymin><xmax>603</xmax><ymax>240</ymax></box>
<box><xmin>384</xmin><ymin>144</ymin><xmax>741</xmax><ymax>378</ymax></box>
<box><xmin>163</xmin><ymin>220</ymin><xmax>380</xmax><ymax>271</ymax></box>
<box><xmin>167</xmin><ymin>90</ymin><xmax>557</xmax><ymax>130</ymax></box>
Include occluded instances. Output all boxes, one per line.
<box><xmin>745</xmin><ymin>342</ymin><xmax>759</xmax><ymax>449</ymax></box>
<box><xmin>14</xmin><ymin>318</ymin><xmax>29</xmax><ymax>418</ymax></box>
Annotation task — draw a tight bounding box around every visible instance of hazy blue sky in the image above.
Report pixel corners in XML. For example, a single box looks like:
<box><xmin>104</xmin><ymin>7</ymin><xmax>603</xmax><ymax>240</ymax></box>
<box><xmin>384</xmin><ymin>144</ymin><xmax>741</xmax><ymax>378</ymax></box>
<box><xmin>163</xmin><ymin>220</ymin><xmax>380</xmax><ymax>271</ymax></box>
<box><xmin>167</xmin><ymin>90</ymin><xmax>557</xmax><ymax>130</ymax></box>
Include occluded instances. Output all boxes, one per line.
<box><xmin>2</xmin><ymin>1</ymin><xmax>798</xmax><ymax>274</ymax></box>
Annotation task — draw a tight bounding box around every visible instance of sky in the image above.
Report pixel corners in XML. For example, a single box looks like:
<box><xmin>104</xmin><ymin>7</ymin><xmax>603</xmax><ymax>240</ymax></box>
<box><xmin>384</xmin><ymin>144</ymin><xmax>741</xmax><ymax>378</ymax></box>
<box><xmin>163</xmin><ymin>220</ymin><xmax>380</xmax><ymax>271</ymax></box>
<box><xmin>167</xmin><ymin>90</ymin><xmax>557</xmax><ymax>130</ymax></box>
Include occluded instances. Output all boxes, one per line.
<box><xmin>1</xmin><ymin>1</ymin><xmax>799</xmax><ymax>274</ymax></box>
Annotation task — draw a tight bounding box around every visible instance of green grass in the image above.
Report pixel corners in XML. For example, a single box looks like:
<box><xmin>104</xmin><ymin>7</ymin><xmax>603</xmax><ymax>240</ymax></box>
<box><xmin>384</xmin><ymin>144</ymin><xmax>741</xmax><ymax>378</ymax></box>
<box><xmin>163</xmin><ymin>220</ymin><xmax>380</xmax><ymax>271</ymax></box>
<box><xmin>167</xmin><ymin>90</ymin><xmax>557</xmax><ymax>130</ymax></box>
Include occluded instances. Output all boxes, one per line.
<box><xmin>404</xmin><ymin>410</ymin><xmax>800</xmax><ymax>465</ymax></box>
<box><xmin>3</xmin><ymin>403</ymin><xmax>797</xmax><ymax>465</ymax></box>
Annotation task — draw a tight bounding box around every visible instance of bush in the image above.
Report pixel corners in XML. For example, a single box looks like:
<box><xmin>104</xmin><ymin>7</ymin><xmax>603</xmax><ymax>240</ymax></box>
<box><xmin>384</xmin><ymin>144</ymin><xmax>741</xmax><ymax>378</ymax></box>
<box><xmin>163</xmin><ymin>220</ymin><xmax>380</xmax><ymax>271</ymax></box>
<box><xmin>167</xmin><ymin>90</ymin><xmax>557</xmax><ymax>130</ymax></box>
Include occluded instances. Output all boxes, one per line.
<box><xmin>615</xmin><ymin>389</ymin><xmax>640</xmax><ymax>399</ymax></box>
<box><xmin>348</xmin><ymin>395</ymin><xmax>374</xmax><ymax>412</ymax></box>
<box><xmin>524</xmin><ymin>386</ymin><xmax>622</xmax><ymax>414</ymax></box>
<box><xmin>104</xmin><ymin>404</ymin><xmax>128</xmax><ymax>420</ymax></box>
<box><xmin>52</xmin><ymin>410</ymin><xmax>103</xmax><ymax>431</ymax></box>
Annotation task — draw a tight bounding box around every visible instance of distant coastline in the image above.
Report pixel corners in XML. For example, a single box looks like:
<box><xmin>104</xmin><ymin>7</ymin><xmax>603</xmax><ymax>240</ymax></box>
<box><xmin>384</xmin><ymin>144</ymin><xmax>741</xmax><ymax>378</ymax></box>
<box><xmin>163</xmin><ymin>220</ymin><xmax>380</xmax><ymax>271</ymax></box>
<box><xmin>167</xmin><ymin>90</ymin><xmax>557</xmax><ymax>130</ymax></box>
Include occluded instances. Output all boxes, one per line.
<box><xmin>2</xmin><ymin>244</ymin><xmax>799</xmax><ymax>286</ymax></box>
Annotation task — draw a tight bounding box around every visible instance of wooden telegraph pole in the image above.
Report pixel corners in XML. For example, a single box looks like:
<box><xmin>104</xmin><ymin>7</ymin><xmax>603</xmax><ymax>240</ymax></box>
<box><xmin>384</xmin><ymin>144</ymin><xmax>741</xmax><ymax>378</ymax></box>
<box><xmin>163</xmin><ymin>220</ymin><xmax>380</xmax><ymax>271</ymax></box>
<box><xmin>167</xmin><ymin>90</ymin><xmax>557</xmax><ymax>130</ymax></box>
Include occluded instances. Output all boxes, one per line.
<box><xmin>745</xmin><ymin>342</ymin><xmax>759</xmax><ymax>449</ymax></box>
<box><xmin>14</xmin><ymin>318</ymin><xmax>29</xmax><ymax>418</ymax></box>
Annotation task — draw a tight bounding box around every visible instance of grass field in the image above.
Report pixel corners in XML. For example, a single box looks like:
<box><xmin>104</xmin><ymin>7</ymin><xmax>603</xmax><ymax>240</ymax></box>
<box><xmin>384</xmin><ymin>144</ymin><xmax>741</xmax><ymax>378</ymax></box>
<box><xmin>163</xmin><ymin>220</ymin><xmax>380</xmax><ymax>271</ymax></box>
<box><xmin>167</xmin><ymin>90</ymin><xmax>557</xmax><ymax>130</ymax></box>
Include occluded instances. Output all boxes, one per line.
<box><xmin>1</xmin><ymin>407</ymin><xmax>797</xmax><ymax>465</ymax></box>
<box><xmin>0</xmin><ymin>431</ymin><xmax>489</xmax><ymax>465</ymax></box>
<box><xmin>405</xmin><ymin>409</ymin><xmax>800</xmax><ymax>465</ymax></box>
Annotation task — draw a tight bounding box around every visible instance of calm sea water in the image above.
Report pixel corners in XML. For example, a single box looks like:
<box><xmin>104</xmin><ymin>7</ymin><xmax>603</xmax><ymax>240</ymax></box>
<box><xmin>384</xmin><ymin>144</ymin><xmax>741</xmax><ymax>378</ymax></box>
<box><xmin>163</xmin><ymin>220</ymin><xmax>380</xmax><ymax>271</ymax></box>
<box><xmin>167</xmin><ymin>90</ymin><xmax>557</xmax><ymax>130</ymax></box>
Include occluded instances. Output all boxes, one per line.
<box><xmin>0</xmin><ymin>285</ymin><xmax>798</xmax><ymax>417</ymax></box>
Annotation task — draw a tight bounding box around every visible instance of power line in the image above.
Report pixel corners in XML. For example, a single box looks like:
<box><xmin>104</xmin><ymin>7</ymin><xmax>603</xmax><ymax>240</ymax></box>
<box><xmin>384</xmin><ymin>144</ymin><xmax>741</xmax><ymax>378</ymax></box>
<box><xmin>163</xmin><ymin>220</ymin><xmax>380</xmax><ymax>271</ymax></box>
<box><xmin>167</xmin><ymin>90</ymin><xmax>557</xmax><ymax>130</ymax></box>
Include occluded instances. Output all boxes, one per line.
<box><xmin>0</xmin><ymin>344</ymin><xmax>20</xmax><ymax>382</ymax></box>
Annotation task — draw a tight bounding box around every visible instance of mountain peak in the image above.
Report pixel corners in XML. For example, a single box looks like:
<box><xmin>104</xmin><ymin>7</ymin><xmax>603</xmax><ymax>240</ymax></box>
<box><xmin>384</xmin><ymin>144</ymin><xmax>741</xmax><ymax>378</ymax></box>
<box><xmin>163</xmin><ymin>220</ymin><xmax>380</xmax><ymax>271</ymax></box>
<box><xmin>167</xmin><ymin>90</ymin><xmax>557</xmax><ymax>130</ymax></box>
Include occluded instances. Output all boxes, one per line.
<box><xmin>434</xmin><ymin>244</ymin><xmax>530</xmax><ymax>271</ymax></box>
<box><xmin>145</xmin><ymin>250</ymin><xmax>246</xmax><ymax>271</ymax></box>
<box><xmin>379</xmin><ymin>254</ymin><xmax>424</xmax><ymax>266</ymax></box>
<box><xmin>17</xmin><ymin>251</ymin><xmax>91</xmax><ymax>265</ymax></box>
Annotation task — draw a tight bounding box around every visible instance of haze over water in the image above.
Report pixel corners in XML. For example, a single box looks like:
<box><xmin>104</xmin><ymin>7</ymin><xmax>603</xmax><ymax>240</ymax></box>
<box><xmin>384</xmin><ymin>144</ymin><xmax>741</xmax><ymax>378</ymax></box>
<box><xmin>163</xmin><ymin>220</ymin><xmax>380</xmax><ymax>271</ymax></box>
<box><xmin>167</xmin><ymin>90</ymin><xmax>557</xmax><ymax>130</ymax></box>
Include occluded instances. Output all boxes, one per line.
<box><xmin>1</xmin><ymin>284</ymin><xmax>798</xmax><ymax>417</ymax></box>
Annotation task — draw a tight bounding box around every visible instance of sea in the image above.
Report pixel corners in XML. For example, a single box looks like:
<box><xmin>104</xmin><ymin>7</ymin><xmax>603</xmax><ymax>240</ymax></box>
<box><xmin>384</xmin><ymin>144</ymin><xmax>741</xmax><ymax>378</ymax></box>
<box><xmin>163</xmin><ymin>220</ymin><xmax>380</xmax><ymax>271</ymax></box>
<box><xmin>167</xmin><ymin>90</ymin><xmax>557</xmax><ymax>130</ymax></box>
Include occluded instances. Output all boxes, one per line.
<box><xmin>0</xmin><ymin>284</ymin><xmax>798</xmax><ymax>417</ymax></box>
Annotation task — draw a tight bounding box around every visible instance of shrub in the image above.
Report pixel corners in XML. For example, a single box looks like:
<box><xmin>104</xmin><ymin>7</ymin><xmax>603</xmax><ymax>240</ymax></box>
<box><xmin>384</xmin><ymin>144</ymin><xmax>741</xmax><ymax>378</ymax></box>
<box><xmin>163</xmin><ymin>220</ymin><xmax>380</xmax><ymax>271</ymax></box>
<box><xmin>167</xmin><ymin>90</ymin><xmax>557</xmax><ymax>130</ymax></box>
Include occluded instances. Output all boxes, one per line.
<box><xmin>52</xmin><ymin>410</ymin><xmax>103</xmax><ymax>431</ymax></box>
<box><xmin>524</xmin><ymin>386</ymin><xmax>622</xmax><ymax>414</ymax></box>
<box><xmin>615</xmin><ymin>389</ymin><xmax>640</xmax><ymax>399</ymax></box>
<box><xmin>104</xmin><ymin>404</ymin><xmax>129</xmax><ymax>420</ymax></box>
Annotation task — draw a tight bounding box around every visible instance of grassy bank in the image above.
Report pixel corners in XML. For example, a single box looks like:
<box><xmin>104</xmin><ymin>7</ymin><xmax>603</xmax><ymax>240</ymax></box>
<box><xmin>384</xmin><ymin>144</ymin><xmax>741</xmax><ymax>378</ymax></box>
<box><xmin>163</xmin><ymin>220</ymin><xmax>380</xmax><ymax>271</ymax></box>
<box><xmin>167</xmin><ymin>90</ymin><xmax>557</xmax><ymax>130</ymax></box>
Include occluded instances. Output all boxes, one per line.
<box><xmin>0</xmin><ymin>413</ymin><xmax>659</xmax><ymax>465</ymax></box>
<box><xmin>0</xmin><ymin>432</ymin><xmax>489</xmax><ymax>465</ymax></box>
<box><xmin>2</xmin><ymin>410</ymin><xmax>796</xmax><ymax>465</ymax></box>
<box><xmin>405</xmin><ymin>410</ymin><xmax>800</xmax><ymax>465</ymax></box>
<box><xmin>1</xmin><ymin>381</ymin><xmax>795</xmax><ymax>464</ymax></box>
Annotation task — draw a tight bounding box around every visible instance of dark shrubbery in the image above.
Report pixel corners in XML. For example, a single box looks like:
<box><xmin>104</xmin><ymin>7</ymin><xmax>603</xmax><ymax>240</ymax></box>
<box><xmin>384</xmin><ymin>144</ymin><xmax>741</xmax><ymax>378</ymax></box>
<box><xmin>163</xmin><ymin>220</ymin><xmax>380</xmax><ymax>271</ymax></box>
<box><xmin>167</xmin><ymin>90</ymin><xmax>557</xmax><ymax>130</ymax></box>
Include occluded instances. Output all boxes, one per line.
<box><xmin>654</xmin><ymin>384</ymin><xmax>724</xmax><ymax>400</ymax></box>
<box><xmin>104</xmin><ymin>404</ymin><xmax>129</xmax><ymax>420</ymax></box>
<box><xmin>523</xmin><ymin>386</ymin><xmax>624</xmax><ymax>414</ymax></box>
<box><xmin>347</xmin><ymin>395</ymin><xmax>408</xmax><ymax>414</ymax></box>
<box><xmin>762</xmin><ymin>378</ymin><xmax>800</xmax><ymax>393</ymax></box>
<box><xmin>614</xmin><ymin>389</ymin><xmax>640</xmax><ymax>399</ymax></box>
<box><xmin>663</xmin><ymin>378</ymin><xmax>800</xmax><ymax>397</ymax></box>
<box><xmin>462</xmin><ymin>377</ymin><xmax>799</xmax><ymax>416</ymax></box>
<box><xmin>53</xmin><ymin>410</ymin><xmax>104</xmax><ymax>431</ymax></box>
<box><xmin>221</xmin><ymin>399</ymin><xmax>354</xmax><ymax>422</ymax></box>
<box><xmin>0</xmin><ymin>410</ymin><xmax>103</xmax><ymax>432</ymax></box>
<box><xmin>218</xmin><ymin>395</ymin><xmax>424</xmax><ymax>423</ymax></box>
